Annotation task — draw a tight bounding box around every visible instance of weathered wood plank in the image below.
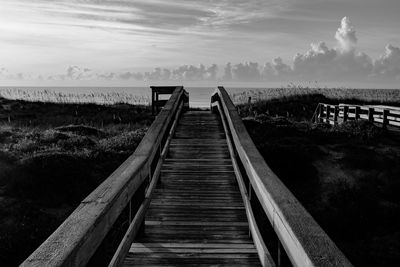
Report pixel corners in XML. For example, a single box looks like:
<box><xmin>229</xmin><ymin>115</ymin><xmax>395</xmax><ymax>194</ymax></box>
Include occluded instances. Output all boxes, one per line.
<box><xmin>22</xmin><ymin>86</ymin><xmax>187</xmax><ymax>267</ymax></box>
<box><xmin>213</xmin><ymin>87</ymin><xmax>352</xmax><ymax>266</ymax></box>
<box><xmin>124</xmin><ymin>110</ymin><xmax>260</xmax><ymax>267</ymax></box>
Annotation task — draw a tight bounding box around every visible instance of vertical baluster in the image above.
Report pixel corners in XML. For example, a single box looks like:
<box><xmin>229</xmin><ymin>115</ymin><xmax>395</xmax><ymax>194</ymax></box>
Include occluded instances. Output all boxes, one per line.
<box><xmin>368</xmin><ymin>108</ymin><xmax>374</xmax><ymax>122</ymax></box>
<box><xmin>383</xmin><ymin>109</ymin><xmax>389</xmax><ymax>129</ymax></box>
<box><xmin>326</xmin><ymin>105</ymin><xmax>331</xmax><ymax>124</ymax></box>
<box><xmin>355</xmin><ymin>106</ymin><xmax>360</xmax><ymax>120</ymax></box>
<box><xmin>319</xmin><ymin>105</ymin><xmax>324</xmax><ymax>123</ymax></box>
<box><xmin>343</xmin><ymin>106</ymin><xmax>349</xmax><ymax>122</ymax></box>
<box><xmin>334</xmin><ymin>106</ymin><xmax>339</xmax><ymax>125</ymax></box>
<box><xmin>151</xmin><ymin>90</ymin><xmax>155</xmax><ymax>115</ymax></box>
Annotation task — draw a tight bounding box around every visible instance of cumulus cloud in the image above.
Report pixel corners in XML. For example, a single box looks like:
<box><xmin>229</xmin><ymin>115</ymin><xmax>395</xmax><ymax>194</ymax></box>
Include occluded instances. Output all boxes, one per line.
<box><xmin>170</xmin><ymin>64</ymin><xmax>218</xmax><ymax>81</ymax></box>
<box><xmin>230</xmin><ymin>62</ymin><xmax>261</xmax><ymax>81</ymax></box>
<box><xmin>373</xmin><ymin>45</ymin><xmax>400</xmax><ymax>80</ymax></box>
<box><xmin>66</xmin><ymin>66</ymin><xmax>94</xmax><ymax>80</ymax></box>
<box><xmin>219</xmin><ymin>17</ymin><xmax>398</xmax><ymax>82</ymax></box>
<box><xmin>272</xmin><ymin>57</ymin><xmax>292</xmax><ymax>76</ymax></box>
<box><xmin>335</xmin><ymin>17</ymin><xmax>358</xmax><ymax>52</ymax></box>
<box><xmin>41</xmin><ymin>64</ymin><xmax>220</xmax><ymax>82</ymax></box>
<box><xmin>223</xmin><ymin>63</ymin><xmax>233</xmax><ymax>81</ymax></box>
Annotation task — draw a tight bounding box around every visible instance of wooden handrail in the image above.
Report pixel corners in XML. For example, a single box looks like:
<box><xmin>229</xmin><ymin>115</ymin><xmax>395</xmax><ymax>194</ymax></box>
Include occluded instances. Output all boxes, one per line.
<box><xmin>21</xmin><ymin>86</ymin><xmax>188</xmax><ymax>267</ymax></box>
<box><xmin>211</xmin><ymin>86</ymin><xmax>352</xmax><ymax>267</ymax></box>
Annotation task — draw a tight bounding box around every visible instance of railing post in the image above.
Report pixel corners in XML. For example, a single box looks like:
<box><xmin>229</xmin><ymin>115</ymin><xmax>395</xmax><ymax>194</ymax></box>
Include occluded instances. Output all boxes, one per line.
<box><xmin>355</xmin><ymin>106</ymin><xmax>360</xmax><ymax>120</ymax></box>
<box><xmin>343</xmin><ymin>106</ymin><xmax>349</xmax><ymax>122</ymax></box>
<box><xmin>319</xmin><ymin>105</ymin><xmax>324</xmax><ymax>123</ymax></box>
<box><xmin>155</xmin><ymin>92</ymin><xmax>159</xmax><ymax>114</ymax></box>
<box><xmin>383</xmin><ymin>109</ymin><xmax>389</xmax><ymax>129</ymax></box>
<box><xmin>151</xmin><ymin>90</ymin><xmax>155</xmax><ymax>115</ymax></box>
<box><xmin>334</xmin><ymin>106</ymin><xmax>339</xmax><ymax>125</ymax></box>
<box><xmin>326</xmin><ymin>105</ymin><xmax>331</xmax><ymax>124</ymax></box>
<box><xmin>368</xmin><ymin>108</ymin><xmax>374</xmax><ymax>122</ymax></box>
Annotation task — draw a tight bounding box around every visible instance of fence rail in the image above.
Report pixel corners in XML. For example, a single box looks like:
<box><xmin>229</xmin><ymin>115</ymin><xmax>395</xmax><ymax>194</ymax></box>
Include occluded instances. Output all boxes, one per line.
<box><xmin>211</xmin><ymin>87</ymin><xmax>352</xmax><ymax>267</ymax></box>
<box><xmin>21</xmin><ymin>86</ymin><xmax>188</xmax><ymax>267</ymax></box>
<box><xmin>312</xmin><ymin>103</ymin><xmax>400</xmax><ymax>128</ymax></box>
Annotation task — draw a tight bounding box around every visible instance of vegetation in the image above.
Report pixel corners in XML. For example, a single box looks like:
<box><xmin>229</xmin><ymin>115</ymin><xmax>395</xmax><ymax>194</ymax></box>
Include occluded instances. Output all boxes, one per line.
<box><xmin>0</xmin><ymin>97</ymin><xmax>153</xmax><ymax>266</ymax></box>
<box><xmin>240</xmin><ymin>93</ymin><xmax>400</xmax><ymax>266</ymax></box>
<box><xmin>231</xmin><ymin>84</ymin><xmax>400</xmax><ymax>105</ymax></box>
<box><xmin>0</xmin><ymin>87</ymin><xmax>149</xmax><ymax>105</ymax></box>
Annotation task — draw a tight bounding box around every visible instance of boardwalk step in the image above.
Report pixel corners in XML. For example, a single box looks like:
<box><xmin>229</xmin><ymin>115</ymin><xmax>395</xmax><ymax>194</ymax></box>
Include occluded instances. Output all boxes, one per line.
<box><xmin>123</xmin><ymin>111</ymin><xmax>260</xmax><ymax>267</ymax></box>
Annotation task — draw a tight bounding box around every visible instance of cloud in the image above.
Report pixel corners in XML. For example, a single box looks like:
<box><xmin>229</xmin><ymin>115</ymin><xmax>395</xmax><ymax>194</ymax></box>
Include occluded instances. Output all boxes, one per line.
<box><xmin>292</xmin><ymin>41</ymin><xmax>373</xmax><ymax>80</ymax></box>
<box><xmin>1</xmin><ymin>16</ymin><xmax>400</xmax><ymax>84</ymax></box>
<box><xmin>66</xmin><ymin>66</ymin><xmax>94</xmax><ymax>80</ymax></box>
<box><xmin>231</xmin><ymin>62</ymin><xmax>261</xmax><ymax>81</ymax></box>
<box><xmin>335</xmin><ymin>17</ymin><xmax>358</xmax><ymax>52</ymax></box>
<box><xmin>373</xmin><ymin>44</ymin><xmax>400</xmax><ymax>80</ymax></box>
<box><xmin>272</xmin><ymin>57</ymin><xmax>292</xmax><ymax>76</ymax></box>
<box><xmin>223</xmin><ymin>63</ymin><xmax>233</xmax><ymax>81</ymax></box>
<box><xmin>170</xmin><ymin>64</ymin><xmax>218</xmax><ymax>81</ymax></box>
<box><xmin>138</xmin><ymin>64</ymin><xmax>218</xmax><ymax>81</ymax></box>
<box><xmin>41</xmin><ymin>64</ymin><xmax>219</xmax><ymax>82</ymax></box>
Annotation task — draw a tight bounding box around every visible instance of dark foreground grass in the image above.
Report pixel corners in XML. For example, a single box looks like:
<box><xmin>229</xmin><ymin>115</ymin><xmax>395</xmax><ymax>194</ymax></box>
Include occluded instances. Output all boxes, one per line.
<box><xmin>241</xmin><ymin>95</ymin><xmax>400</xmax><ymax>266</ymax></box>
<box><xmin>0</xmin><ymin>98</ymin><xmax>153</xmax><ymax>266</ymax></box>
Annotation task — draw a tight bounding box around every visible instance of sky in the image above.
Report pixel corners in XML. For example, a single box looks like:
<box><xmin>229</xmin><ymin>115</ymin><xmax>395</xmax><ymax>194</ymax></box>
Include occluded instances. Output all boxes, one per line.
<box><xmin>0</xmin><ymin>0</ymin><xmax>400</xmax><ymax>87</ymax></box>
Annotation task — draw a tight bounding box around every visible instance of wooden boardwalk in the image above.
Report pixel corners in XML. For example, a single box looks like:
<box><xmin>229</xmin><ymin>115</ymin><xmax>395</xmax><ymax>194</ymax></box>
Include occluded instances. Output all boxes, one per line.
<box><xmin>123</xmin><ymin>111</ymin><xmax>261</xmax><ymax>266</ymax></box>
<box><xmin>23</xmin><ymin>87</ymin><xmax>352</xmax><ymax>267</ymax></box>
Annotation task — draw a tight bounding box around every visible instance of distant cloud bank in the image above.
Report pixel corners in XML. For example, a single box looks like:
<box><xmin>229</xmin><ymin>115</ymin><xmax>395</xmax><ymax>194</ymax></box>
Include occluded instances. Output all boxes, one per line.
<box><xmin>1</xmin><ymin>17</ymin><xmax>400</xmax><ymax>83</ymax></box>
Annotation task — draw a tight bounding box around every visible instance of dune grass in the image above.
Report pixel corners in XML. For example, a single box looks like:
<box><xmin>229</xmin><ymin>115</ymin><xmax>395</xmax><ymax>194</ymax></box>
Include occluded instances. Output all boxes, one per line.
<box><xmin>241</xmin><ymin>94</ymin><xmax>400</xmax><ymax>266</ymax></box>
<box><xmin>0</xmin><ymin>98</ymin><xmax>153</xmax><ymax>266</ymax></box>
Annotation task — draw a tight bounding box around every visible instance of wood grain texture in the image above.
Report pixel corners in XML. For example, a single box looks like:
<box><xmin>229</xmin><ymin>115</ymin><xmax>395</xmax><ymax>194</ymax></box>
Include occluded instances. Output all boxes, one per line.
<box><xmin>123</xmin><ymin>111</ymin><xmax>261</xmax><ymax>267</ymax></box>
<box><xmin>213</xmin><ymin>87</ymin><xmax>352</xmax><ymax>267</ymax></box>
<box><xmin>21</xmin><ymin>87</ymin><xmax>186</xmax><ymax>267</ymax></box>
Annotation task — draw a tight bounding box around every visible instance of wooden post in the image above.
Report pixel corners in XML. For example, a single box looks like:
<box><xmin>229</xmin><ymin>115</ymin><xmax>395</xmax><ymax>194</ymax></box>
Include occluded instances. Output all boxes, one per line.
<box><xmin>343</xmin><ymin>106</ymin><xmax>349</xmax><ymax>122</ymax></box>
<box><xmin>319</xmin><ymin>105</ymin><xmax>324</xmax><ymax>123</ymax></box>
<box><xmin>333</xmin><ymin>106</ymin><xmax>339</xmax><ymax>125</ymax></box>
<box><xmin>151</xmin><ymin>90</ymin><xmax>155</xmax><ymax>115</ymax></box>
<box><xmin>155</xmin><ymin>93</ymin><xmax>159</xmax><ymax>114</ymax></box>
<box><xmin>326</xmin><ymin>105</ymin><xmax>331</xmax><ymax>124</ymax></box>
<box><xmin>355</xmin><ymin>106</ymin><xmax>360</xmax><ymax>120</ymax></box>
<box><xmin>383</xmin><ymin>109</ymin><xmax>389</xmax><ymax>129</ymax></box>
<box><xmin>368</xmin><ymin>108</ymin><xmax>374</xmax><ymax>122</ymax></box>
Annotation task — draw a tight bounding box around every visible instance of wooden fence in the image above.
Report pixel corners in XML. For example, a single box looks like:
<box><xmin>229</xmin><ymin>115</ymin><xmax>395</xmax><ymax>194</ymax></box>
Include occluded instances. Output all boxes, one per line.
<box><xmin>312</xmin><ymin>103</ymin><xmax>400</xmax><ymax>128</ymax></box>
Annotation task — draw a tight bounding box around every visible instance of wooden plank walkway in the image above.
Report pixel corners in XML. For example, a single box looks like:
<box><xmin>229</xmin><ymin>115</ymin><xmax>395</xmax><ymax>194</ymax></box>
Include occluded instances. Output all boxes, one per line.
<box><xmin>123</xmin><ymin>111</ymin><xmax>261</xmax><ymax>266</ymax></box>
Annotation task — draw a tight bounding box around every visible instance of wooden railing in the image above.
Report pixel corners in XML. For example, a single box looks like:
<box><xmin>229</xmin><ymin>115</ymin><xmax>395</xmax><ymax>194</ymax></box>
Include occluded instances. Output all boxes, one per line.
<box><xmin>312</xmin><ymin>103</ymin><xmax>400</xmax><ymax>128</ymax></box>
<box><xmin>21</xmin><ymin>86</ymin><xmax>188</xmax><ymax>267</ymax></box>
<box><xmin>211</xmin><ymin>86</ymin><xmax>352</xmax><ymax>267</ymax></box>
